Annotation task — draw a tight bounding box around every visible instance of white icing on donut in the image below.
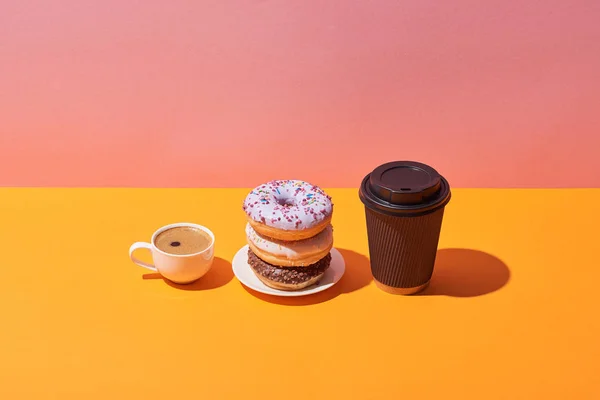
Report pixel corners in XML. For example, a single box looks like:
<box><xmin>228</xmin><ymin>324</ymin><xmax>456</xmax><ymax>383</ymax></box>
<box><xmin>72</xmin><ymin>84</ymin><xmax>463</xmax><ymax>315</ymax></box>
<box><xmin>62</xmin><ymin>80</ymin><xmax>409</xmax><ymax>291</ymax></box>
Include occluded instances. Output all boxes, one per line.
<box><xmin>242</xmin><ymin>180</ymin><xmax>333</xmax><ymax>231</ymax></box>
<box><xmin>246</xmin><ymin>223</ymin><xmax>333</xmax><ymax>259</ymax></box>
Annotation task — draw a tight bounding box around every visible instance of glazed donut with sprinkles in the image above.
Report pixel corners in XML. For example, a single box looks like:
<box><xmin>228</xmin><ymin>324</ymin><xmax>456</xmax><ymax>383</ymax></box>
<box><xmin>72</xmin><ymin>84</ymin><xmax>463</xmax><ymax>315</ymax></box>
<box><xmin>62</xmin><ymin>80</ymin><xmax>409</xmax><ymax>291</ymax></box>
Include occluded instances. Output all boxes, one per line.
<box><xmin>243</xmin><ymin>179</ymin><xmax>333</xmax><ymax>241</ymax></box>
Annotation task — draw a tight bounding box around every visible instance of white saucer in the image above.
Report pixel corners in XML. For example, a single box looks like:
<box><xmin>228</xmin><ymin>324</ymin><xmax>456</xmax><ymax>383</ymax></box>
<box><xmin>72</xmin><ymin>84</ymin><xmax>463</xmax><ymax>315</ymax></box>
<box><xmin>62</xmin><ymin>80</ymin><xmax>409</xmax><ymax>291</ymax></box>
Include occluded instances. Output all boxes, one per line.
<box><xmin>232</xmin><ymin>245</ymin><xmax>345</xmax><ymax>297</ymax></box>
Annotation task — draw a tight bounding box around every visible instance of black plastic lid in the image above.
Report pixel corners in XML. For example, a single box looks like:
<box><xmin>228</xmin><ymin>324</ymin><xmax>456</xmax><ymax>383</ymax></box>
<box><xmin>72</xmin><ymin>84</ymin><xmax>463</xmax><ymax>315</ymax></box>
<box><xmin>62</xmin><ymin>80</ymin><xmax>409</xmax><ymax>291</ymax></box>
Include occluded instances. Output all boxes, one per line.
<box><xmin>359</xmin><ymin>161</ymin><xmax>451</xmax><ymax>216</ymax></box>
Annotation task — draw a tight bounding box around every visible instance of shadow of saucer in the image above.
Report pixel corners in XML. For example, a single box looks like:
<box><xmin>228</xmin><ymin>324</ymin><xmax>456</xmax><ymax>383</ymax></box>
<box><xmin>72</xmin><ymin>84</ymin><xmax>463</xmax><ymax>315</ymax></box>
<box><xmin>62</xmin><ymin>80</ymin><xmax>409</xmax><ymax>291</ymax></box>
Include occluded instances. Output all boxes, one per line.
<box><xmin>143</xmin><ymin>257</ymin><xmax>233</xmax><ymax>291</ymax></box>
<box><xmin>244</xmin><ymin>249</ymin><xmax>372</xmax><ymax>306</ymax></box>
<box><xmin>419</xmin><ymin>249</ymin><xmax>510</xmax><ymax>297</ymax></box>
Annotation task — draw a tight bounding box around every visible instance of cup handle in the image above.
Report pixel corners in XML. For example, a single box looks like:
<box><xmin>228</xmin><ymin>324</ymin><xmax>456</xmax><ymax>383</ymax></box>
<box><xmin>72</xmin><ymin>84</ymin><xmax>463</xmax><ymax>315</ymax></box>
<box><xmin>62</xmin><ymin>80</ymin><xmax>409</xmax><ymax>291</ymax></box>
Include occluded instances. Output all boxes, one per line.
<box><xmin>129</xmin><ymin>242</ymin><xmax>158</xmax><ymax>272</ymax></box>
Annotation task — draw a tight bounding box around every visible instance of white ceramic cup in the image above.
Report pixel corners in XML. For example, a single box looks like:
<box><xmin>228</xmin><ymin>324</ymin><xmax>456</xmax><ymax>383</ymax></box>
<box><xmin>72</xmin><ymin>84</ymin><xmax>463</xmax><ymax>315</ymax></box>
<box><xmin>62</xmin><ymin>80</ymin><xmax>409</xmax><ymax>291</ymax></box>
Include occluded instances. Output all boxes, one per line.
<box><xmin>129</xmin><ymin>222</ymin><xmax>215</xmax><ymax>284</ymax></box>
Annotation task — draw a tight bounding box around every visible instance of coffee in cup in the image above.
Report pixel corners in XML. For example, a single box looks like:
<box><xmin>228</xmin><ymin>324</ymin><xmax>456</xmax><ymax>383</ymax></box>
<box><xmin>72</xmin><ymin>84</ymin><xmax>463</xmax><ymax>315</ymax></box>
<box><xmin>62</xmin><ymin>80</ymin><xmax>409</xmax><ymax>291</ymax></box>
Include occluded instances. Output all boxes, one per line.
<box><xmin>155</xmin><ymin>226</ymin><xmax>213</xmax><ymax>255</ymax></box>
<box><xmin>359</xmin><ymin>161</ymin><xmax>451</xmax><ymax>294</ymax></box>
<box><xmin>129</xmin><ymin>223</ymin><xmax>215</xmax><ymax>284</ymax></box>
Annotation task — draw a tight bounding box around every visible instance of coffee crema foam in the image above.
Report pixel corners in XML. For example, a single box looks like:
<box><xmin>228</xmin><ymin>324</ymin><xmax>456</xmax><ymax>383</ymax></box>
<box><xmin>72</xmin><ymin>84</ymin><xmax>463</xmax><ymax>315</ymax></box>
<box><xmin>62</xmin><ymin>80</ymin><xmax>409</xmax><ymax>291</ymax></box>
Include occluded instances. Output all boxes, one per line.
<box><xmin>155</xmin><ymin>227</ymin><xmax>212</xmax><ymax>255</ymax></box>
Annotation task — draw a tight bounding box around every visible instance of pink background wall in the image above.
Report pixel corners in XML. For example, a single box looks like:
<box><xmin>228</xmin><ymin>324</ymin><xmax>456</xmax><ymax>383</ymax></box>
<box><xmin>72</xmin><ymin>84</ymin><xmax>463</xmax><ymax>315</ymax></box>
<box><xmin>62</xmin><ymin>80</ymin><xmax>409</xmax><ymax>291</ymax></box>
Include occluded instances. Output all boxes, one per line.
<box><xmin>1</xmin><ymin>1</ymin><xmax>599</xmax><ymax>188</ymax></box>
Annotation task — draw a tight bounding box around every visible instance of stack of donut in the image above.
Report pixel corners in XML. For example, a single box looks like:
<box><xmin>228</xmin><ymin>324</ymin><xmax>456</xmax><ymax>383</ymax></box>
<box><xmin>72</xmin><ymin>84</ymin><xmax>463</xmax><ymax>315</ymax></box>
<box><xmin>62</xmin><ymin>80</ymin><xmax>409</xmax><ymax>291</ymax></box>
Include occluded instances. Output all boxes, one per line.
<box><xmin>242</xmin><ymin>180</ymin><xmax>334</xmax><ymax>291</ymax></box>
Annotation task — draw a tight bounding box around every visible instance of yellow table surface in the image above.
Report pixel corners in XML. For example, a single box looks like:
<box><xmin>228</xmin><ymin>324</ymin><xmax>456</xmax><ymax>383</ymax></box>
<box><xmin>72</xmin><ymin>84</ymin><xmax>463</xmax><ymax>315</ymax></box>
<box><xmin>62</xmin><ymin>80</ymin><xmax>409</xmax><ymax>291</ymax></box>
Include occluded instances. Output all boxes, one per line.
<box><xmin>1</xmin><ymin>188</ymin><xmax>598</xmax><ymax>399</ymax></box>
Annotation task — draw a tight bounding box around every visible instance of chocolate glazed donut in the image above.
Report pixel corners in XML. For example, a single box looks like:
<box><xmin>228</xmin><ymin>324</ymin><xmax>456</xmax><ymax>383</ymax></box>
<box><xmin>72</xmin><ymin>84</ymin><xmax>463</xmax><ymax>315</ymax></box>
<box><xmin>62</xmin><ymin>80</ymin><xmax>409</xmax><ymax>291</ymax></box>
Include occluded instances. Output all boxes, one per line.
<box><xmin>247</xmin><ymin>249</ymin><xmax>331</xmax><ymax>291</ymax></box>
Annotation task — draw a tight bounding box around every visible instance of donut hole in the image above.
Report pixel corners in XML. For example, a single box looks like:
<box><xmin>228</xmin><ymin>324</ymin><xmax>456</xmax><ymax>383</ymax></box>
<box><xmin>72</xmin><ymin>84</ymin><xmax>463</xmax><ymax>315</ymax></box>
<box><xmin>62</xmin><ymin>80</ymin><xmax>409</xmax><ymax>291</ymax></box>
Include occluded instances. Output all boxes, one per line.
<box><xmin>276</xmin><ymin>197</ymin><xmax>296</xmax><ymax>207</ymax></box>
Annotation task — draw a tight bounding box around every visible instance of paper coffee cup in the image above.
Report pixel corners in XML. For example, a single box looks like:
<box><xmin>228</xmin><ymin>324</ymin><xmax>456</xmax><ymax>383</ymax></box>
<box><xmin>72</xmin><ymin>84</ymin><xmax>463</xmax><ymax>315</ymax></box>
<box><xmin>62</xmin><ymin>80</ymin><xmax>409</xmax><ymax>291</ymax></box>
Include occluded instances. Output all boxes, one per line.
<box><xmin>359</xmin><ymin>161</ymin><xmax>451</xmax><ymax>294</ymax></box>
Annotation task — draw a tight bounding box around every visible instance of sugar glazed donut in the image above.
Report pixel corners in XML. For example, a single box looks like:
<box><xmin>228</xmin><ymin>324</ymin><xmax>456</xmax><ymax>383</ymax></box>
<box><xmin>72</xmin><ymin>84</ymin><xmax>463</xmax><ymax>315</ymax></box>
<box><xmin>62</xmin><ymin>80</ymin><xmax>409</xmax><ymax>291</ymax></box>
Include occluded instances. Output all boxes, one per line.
<box><xmin>242</xmin><ymin>180</ymin><xmax>333</xmax><ymax>241</ymax></box>
<box><xmin>242</xmin><ymin>180</ymin><xmax>335</xmax><ymax>291</ymax></box>
<box><xmin>246</xmin><ymin>223</ymin><xmax>333</xmax><ymax>267</ymax></box>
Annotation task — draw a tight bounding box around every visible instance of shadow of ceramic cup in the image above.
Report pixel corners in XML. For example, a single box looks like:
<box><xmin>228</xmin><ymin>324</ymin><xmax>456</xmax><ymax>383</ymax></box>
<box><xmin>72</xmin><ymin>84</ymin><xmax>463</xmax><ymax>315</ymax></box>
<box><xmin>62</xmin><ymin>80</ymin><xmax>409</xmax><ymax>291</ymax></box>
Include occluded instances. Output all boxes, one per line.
<box><xmin>243</xmin><ymin>248</ymin><xmax>373</xmax><ymax>306</ymax></box>
<box><xmin>143</xmin><ymin>256</ymin><xmax>233</xmax><ymax>291</ymax></box>
<box><xmin>419</xmin><ymin>248</ymin><xmax>510</xmax><ymax>297</ymax></box>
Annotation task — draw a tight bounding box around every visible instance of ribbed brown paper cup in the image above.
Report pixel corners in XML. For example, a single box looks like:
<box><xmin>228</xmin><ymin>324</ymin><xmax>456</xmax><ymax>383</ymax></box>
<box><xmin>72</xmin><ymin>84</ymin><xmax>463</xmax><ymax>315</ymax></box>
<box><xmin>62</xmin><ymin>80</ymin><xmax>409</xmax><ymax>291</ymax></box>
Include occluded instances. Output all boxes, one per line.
<box><xmin>359</xmin><ymin>161</ymin><xmax>451</xmax><ymax>295</ymax></box>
